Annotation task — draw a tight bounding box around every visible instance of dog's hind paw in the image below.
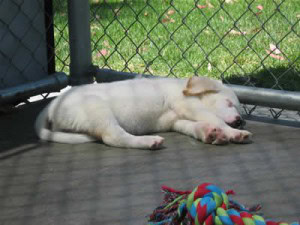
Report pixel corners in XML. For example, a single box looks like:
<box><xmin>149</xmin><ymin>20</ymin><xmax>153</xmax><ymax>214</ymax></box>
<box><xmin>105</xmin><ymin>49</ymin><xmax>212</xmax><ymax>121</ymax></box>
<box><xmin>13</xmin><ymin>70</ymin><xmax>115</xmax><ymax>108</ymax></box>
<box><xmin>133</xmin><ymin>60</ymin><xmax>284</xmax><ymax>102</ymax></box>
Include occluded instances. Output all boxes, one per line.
<box><xmin>146</xmin><ymin>136</ymin><xmax>165</xmax><ymax>150</ymax></box>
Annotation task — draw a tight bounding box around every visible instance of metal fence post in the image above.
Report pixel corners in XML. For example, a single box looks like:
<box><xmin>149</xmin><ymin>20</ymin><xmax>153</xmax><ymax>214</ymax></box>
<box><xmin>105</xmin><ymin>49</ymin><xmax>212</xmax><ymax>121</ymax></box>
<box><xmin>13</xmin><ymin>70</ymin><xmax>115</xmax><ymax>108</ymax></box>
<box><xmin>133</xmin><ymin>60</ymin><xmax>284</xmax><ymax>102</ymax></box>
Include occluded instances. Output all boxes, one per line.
<box><xmin>67</xmin><ymin>0</ymin><xmax>94</xmax><ymax>85</ymax></box>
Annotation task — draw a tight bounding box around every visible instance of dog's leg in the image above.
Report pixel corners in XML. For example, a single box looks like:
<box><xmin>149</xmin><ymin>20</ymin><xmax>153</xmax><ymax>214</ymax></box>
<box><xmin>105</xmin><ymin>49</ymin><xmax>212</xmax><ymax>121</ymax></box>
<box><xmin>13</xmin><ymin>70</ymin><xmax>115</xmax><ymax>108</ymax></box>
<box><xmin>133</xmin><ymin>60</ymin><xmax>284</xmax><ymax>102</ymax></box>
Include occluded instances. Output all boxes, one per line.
<box><xmin>75</xmin><ymin>99</ymin><xmax>164</xmax><ymax>150</ymax></box>
<box><xmin>90</xmin><ymin>124</ymin><xmax>164</xmax><ymax>150</ymax></box>
<box><xmin>102</xmin><ymin>126</ymin><xmax>164</xmax><ymax>150</ymax></box>
<box><xmin>172</xmin><ymin>119</ymin><xmax>252</xmax><ymax>144</ymax></box>
<box><xmin>172</xmin><ymin>120</ymin><xmax>229</xmax><ymax>144</ymax></box>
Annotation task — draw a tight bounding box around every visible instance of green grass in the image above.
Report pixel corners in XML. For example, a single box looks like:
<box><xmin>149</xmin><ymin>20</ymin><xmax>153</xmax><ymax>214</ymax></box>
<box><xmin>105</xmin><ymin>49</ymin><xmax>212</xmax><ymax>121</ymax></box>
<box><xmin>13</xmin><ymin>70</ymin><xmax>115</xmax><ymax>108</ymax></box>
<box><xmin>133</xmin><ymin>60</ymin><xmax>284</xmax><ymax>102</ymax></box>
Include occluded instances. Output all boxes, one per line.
<box><xmin>53</xmin><ymin>0</ymin><xmax>300</xmax><ymax>90</ymax></box>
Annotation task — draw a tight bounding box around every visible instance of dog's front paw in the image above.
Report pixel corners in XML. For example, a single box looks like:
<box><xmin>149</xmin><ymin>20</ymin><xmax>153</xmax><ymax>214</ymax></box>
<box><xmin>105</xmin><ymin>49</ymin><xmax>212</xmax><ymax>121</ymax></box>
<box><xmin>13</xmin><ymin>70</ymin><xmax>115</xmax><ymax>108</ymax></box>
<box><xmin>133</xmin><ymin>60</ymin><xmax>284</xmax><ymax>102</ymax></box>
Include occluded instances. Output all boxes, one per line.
<box><xmin>230</xmin><ymin>130</ymin><xmax>252</xmax><ymax>144</ymax></box>
<box><xmin>197</xmin><ymin>124</ymin><xmax>229</xmax><ymax>145</ymax></box>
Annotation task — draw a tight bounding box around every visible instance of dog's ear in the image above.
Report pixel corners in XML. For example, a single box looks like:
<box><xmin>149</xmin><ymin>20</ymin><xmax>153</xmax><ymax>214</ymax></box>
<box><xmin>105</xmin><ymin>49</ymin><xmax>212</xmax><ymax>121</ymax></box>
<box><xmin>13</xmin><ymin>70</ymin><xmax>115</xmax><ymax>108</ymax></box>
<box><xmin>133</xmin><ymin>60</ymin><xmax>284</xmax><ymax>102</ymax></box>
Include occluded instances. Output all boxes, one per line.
<box><xmin>183</xmin><ymin>76</ymin><xmax>220</xmax><ymax>96</ymax></box>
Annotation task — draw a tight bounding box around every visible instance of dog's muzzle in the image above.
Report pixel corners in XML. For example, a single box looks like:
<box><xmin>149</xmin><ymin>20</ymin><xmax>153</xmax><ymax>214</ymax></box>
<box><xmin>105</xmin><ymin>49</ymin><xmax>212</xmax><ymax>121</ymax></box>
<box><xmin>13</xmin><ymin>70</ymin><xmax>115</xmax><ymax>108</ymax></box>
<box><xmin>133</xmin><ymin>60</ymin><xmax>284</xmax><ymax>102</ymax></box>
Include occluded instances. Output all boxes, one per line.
<box><xmin>228</xmin><ymin>117</ymin><xmax>246</xmax><ymax>129</ymax></box>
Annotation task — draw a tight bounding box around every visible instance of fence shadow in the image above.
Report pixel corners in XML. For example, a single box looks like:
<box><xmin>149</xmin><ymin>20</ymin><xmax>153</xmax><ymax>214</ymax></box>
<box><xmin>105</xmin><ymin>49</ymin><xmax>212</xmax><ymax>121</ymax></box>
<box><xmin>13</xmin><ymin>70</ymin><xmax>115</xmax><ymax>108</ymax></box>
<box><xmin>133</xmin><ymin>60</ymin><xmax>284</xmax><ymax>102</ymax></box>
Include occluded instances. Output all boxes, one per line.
<box><xmin>225</xmin><ymin>66</ymin><xmax>300</xmax><ymax>92</ymax></box>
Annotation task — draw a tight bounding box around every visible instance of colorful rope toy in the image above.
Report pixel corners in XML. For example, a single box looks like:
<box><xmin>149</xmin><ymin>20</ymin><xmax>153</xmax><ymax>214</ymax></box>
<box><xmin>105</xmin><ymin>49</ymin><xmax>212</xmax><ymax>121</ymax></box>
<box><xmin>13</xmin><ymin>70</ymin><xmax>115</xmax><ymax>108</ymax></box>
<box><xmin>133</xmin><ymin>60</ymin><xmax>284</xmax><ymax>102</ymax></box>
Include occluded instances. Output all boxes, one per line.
<box><xmin>148</xmin><ymin>183</ymin><xmax>299</xmax><ymax>225</ymax></box>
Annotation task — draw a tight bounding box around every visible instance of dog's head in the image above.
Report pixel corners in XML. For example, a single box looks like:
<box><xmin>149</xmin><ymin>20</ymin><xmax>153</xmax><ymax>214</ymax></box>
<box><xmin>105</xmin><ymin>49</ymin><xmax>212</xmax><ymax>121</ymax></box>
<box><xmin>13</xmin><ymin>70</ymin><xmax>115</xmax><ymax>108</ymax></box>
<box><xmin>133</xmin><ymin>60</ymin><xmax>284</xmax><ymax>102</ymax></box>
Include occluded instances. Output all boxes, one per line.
<box><xmin>183</xmin><ymin>76</ymin><xmax>245</xmax><ymax>128</ymax></box>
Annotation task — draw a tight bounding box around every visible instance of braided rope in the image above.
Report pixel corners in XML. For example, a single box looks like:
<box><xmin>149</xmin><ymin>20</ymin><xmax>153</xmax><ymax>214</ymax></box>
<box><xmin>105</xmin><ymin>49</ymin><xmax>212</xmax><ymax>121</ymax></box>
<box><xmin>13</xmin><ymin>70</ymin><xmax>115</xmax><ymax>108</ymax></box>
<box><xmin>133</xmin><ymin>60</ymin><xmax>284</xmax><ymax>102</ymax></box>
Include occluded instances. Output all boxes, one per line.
<box><xmin>148</xmin><ymin>183</ymin><xmax>299</xmax><ymax>225</ymax></box>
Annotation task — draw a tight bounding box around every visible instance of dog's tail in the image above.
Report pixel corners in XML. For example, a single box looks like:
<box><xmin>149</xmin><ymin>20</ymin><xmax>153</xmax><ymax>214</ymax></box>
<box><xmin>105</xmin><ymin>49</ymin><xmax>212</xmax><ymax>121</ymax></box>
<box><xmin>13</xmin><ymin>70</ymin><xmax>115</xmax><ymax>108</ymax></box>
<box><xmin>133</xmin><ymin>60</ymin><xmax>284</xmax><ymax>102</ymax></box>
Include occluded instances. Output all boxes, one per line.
<box><xmin>35</xmin><ymin>106</ymin><xmax>96</xmax><ymax>144</ymax></box>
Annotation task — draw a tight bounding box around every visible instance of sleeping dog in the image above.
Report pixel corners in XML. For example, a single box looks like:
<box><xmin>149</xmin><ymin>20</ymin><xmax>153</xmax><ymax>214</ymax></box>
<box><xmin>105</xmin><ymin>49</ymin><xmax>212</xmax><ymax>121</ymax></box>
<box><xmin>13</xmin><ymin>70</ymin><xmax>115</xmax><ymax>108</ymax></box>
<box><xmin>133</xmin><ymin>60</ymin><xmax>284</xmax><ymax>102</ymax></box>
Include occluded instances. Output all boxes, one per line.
<box><xmin>35</xmin><ymin>76</ymin><xmax>252</xmax><ymax>149</ymax></box>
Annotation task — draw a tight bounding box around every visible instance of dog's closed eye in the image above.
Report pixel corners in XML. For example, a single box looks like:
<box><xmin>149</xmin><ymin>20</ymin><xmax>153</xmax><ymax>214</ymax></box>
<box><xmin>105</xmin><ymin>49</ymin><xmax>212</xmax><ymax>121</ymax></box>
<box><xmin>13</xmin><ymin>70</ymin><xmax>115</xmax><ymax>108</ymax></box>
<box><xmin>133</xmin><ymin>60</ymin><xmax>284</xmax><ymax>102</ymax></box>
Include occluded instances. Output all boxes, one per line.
<box><xmin>226</xmin><ymin>99</ymin><xmax>233</xmax><ymax>107</ymax></box>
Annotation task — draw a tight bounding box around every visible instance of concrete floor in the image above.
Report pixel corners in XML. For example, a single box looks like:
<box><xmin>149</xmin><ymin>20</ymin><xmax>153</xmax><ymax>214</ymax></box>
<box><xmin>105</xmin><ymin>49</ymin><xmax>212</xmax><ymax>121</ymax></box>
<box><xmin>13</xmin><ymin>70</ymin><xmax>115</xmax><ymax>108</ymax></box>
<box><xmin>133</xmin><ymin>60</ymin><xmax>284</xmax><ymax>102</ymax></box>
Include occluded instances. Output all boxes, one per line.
<box><xmin>0</xmin><ymin>100</ymin><xmax>299</xmax><ymax>225</ymax></box>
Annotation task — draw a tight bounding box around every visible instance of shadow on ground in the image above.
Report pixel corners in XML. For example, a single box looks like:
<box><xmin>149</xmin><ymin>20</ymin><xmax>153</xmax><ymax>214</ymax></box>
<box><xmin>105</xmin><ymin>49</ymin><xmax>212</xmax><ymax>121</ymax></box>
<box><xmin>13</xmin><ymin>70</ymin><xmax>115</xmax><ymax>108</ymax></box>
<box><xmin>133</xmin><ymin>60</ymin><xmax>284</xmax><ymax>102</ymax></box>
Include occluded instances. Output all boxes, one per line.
<box><xmin>225</xmin><ymin>66</ymin><xmax>300</xmax><ymax>91</ymax></box>
<box><xmin>0</xmin><ymin>99</ymin><xmax>52</xmax><ymax>158</ymax></box>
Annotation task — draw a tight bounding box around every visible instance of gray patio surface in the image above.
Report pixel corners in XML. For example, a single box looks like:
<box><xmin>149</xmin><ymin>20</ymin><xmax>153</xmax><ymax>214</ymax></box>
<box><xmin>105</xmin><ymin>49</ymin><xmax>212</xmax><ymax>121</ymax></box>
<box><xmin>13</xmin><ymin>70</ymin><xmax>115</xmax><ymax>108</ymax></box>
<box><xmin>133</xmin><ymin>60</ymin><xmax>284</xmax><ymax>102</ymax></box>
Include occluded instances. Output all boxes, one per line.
<box><xmin>0</xmin><ymin>99</ymin><xmax>299</xmax><ymax>225</ymax></box>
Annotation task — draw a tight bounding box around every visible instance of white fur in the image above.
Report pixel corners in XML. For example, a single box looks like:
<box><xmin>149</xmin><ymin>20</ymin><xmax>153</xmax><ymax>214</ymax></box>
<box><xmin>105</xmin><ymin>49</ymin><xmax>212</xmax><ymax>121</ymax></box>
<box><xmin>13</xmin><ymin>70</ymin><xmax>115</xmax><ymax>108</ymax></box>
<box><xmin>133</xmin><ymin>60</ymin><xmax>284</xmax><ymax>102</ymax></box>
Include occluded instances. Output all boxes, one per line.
<box><xmin>35</xmin><ymin>77</ymin><xmax>252</xmax><ymax>149</ymax></box>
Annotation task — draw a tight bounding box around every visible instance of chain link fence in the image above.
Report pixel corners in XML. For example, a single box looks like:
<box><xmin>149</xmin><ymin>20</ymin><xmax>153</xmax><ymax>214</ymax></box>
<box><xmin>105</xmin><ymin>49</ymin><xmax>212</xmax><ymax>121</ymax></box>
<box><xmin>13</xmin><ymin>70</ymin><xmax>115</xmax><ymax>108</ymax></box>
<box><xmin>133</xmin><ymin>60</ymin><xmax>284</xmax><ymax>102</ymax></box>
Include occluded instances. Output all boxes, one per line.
<box><xmin>90</xmin><ymin>0</ymin><xmax>299</xmax><ymax>86</ymax></box>
<box><xmin>53</xmin><ymin>0</ymin><xmax>70</xmax><ymax>74</ymax></box>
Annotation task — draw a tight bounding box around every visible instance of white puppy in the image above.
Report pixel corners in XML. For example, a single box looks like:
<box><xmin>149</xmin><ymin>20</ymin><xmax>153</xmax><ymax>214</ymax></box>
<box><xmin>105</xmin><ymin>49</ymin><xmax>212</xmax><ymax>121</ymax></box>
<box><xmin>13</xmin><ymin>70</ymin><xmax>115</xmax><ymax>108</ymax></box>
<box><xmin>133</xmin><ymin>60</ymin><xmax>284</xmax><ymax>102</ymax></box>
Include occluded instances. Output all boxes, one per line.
<box><xmin>35</xmin><ymin>76</ymin><xmax>252</xmax><ymax>149</ymax></box>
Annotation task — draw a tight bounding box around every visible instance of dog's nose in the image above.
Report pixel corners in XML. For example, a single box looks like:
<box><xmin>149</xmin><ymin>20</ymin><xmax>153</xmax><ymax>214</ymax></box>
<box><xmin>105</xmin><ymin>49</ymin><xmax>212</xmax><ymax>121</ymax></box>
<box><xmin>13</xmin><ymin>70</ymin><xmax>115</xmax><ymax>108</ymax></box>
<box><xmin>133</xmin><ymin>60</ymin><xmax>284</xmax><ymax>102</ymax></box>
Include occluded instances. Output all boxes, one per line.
<box><xmin>230</xmin><ymin>116</ymin><xmax>246</xmax><ymax>129</ymax></box>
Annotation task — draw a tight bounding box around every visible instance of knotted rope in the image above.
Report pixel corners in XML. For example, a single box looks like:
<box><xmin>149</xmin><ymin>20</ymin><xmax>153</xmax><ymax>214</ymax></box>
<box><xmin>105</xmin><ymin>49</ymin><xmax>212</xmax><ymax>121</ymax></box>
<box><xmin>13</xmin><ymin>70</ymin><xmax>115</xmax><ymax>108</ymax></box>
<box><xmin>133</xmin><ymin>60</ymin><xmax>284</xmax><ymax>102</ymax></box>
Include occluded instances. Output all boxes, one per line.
<box><xmin>148</xmin><ymin>183</ymin><xmax>299</xmax><ymax>225</ymax></box>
